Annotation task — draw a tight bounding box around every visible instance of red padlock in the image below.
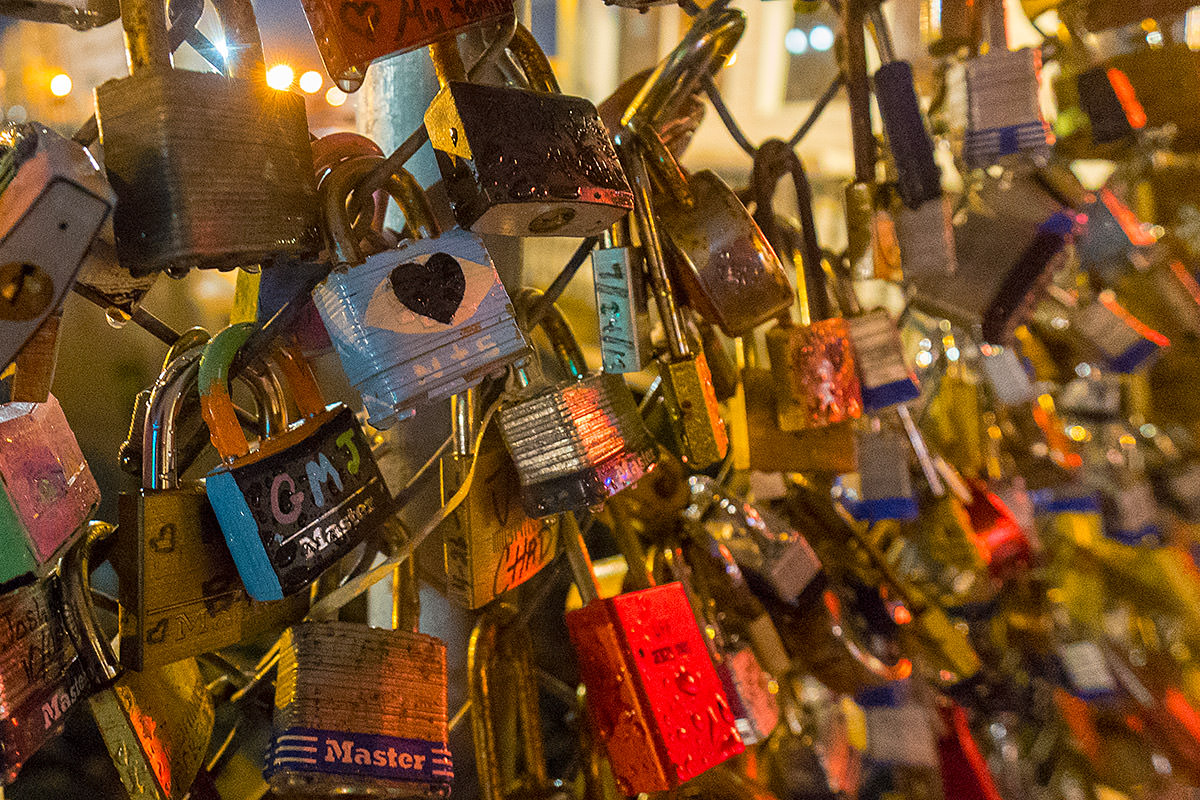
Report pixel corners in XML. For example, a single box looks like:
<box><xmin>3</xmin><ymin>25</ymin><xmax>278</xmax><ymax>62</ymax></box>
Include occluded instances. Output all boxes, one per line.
<box><xmin>563</xmin><ymin>515</ymin><xmax>743</xmax><ymax>794</ymax></box>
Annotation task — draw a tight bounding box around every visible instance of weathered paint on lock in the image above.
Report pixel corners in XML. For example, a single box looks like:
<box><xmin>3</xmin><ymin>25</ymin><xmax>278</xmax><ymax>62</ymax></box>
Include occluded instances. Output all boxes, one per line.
<box><xmin>207</xmin><ymin>405</ymin><xmax>390</xmax><ymax>601</ymax></box>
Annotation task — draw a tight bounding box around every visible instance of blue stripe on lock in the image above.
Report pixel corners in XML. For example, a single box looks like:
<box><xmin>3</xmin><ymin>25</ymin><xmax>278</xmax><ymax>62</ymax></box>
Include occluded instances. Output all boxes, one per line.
<box><xmin>861</xmin><ymin>379</ymin><xmax>920</xmax><ymax>413</ymax></box>
<box><xmin>204</xmin><ymin>472</ymin><xmax>285</xmax><ymax>601</ymax></box>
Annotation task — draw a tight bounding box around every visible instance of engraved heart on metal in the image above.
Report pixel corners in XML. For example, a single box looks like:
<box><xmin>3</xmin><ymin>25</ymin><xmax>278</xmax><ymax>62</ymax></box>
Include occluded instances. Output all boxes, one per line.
<box><xmin>339</xmin><ymin>0</ymin><xmax>381</xmax><ymax>40</ymax></box>
<box><xmin>388</xmin><ymin>252</ymin><xmax>466</xmax><ymax>324</ymax></box>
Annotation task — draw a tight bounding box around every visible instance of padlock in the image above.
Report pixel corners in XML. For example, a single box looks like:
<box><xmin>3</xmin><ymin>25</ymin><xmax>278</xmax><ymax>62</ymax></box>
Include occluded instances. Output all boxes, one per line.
<box><xmin>870</xmin><ymin>12</ymin><xmax>942</xmax><ymax>210</ymax></box>
<box><xmin>910</xmin><ymin>169</ymin><xmax>1075</xmax><ymax>344</ymax></box>
<box><xmin>592</xmin><ymin>218</ymin><xmax>652</xmax><ymax>375</ymax></box>
<box><xmin>200</xmin><ymin>323</ymin><xmax>392</xmax><ymax>601</ymax></box>
<box><xmin>1084</xmin><ymin>0</ymin><xmax>1194</xmax><ymax>32</ymax></box>
<box><xmin>469</xmin><ymin>604</ymin><xmax>563</xmax><ymax>800</ymax></box>
<box><xmin>895</xmin><ymin>196</ymin><xmax>957</xmax><ymax>279</ymax></box>
<box><xmin>300</xmin><ymin>0</ymin><xmax>513</xmax><ymax>92</ymax></box>
<box><xmin>265</xmin><ymin>578</ymin><xmax>452</xmax><ymax>797</ymax></box>
<box><xmin>0</xmin><ymin>123</ymin><xmax>114</xmax><ymax>380</ymax></box>
<box><xmin>95</xmin><ymin>0</ymin><xmax>319</xmax><ymax>276</ymax></box>
<box><xmin>685</xmin><ymin>475</ymin><xmax>824</xmax><ymax>608</ymax></box>
<box><xmin>114</xmin><ymin>337</ymin><xmax>306</xmax><ymax>671</ymax></box>
<box><xmin>563</xmin><ymin>514</ymin><xmax>744</xmax><ymax>794</ymax></box>
<box><xmin>847</xmin><ymin>308</ymin><xmax>921</xmax><ymax>413</ymax></box>
<box><xmin>617</xmin><ymin>128</ymin><xmax>727</xmax><ymax>470</ymax></box>
<box><xmin>1069</xmin><ymin>290</ymin><xmax>1169</xmax><ymax>374</ymax></box>
<box><xmin>856</xmin><ymin>427</ymin><xmax>919</xmax><ymax>522</ymax></box>
<box><xmin>979</xmin><ymin>344</ymin><xmax>1036</xmax><ymax>406</ymax></box>
<box><xmin>62</xmin><ymin>521</ymin><xmax>215</xmax><ymax>800</ymax></box>
<box><xmin>0</xmin><ymin>393</ymin><xmax>99</xmax><ymax>584</ymax></box>
<box><xmin>764</xmin><ymin>217</ymin><xmax>862</xmax><ymax>432</ymax></box>
<box><xmin>963</xmin><ymin>1</ymin><xmax>1053</xmax><ymax>168</ymax></box>
<box><xmin>0</xmin><ymin>572</ymin><xmax>89</xmax><ymax>785</ymax></box>
<box><xmin>441</xmin><ymin>389</ymin><xmax>559</xmax><ymax>609</ymax></box>
<box><xmin>0</xmin><ymin>0</ymin><xmax>116</xmax><ymax>27</ymax></box>
<box><xmin>1102</xmin><ymin>478</ymin><xmax>1162</xmax><ymax>547</ymax></box>
<box><xmin>311</xmin><ymin>154</ymin><xmax>529</xmax><ymax>428</ymax></box>
<box><xmin>1110</xmin><ymin>44</ymin><xmax>1200</xmax><ymax>149</ymax></box>
<box><xmin>424</xmin><ymin>26</ymin><xmax>633</xmax><ymax>237</ymax></box>
<box><xmin>497</xmin><ymin>289</ymin><xmax>657</xmax><ymax>517</ymax></box>
<box><xmin>857</xmin><ymin>682</ymin><xmax>941</xmax><ymax>773</ymax></box>
<box><xmin>629</xmin><ymin>122</ymin><xmax>792</xmax><ymax>339</ymax></box>
<box><xmin>1076</xmin><ymin>66</ymin><xmax>1146</xmax><ymax>145</ymax></box>
<box><xmin>1114</xmin><ymin>254</ymin><xmax>1200</xmax><ymax>344</ymax></box>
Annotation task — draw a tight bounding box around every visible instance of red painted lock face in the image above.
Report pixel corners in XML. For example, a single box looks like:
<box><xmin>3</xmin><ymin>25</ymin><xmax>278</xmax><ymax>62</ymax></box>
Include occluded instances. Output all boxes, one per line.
<box><xmin>566</xmin><ymin>582</ymin><xmax>743</xmax><ymax>794</ymax></box>
<box><xmin>300</xmin><ymin>0</ymin><xmax>514</xmax><ymax>91</ymax></box>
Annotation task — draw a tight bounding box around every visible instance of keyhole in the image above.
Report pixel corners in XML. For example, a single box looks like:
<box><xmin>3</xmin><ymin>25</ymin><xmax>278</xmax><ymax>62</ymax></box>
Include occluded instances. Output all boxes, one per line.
<box><xmin>1</xmin><ymin>263</ymin><xmax>36</xmax><ymax>304</ymax></box>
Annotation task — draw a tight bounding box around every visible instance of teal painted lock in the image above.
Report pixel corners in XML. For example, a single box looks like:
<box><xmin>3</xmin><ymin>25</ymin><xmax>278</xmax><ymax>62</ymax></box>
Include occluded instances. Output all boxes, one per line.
<box><xmin>200</xmin><ymin>323</ymin><xmax>392</xmax><ymax>601</ymax></box>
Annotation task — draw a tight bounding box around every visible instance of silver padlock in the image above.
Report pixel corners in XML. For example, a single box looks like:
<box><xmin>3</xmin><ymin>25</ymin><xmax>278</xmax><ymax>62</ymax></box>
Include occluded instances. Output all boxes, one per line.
<box><xmin>592</xmin><ymin>218</ymin><xmax>651</xmax><ymax>375</ymax></box>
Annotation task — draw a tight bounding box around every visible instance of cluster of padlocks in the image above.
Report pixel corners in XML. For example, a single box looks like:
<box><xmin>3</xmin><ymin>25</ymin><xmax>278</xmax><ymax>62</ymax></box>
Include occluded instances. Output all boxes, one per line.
<box><xmin>6</xmin><ymin>0</ymin><xmax>1200</xmax><ymax>796</ymax></box>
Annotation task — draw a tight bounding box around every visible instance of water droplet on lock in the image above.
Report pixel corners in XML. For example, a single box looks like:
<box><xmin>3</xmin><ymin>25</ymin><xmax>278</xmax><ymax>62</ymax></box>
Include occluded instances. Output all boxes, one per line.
<box><xmin>676</xmin><ymin>669</ymin><xmax>699</xmax><ymax>695</ymax></box>
<box><xmin>105</xmin><ymin>306</ymin><xmax>131</xmax><ymax>329</ymax></box>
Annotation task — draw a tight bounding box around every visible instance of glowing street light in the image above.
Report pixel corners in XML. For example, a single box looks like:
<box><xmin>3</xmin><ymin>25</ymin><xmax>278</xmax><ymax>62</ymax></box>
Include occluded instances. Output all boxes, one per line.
<box><xmin>325</xmin><ymin>86</ymin><xmax>347</xmax><ymax>107</ymax></box>
<box><xmin>299</xmin><ymin>70</ymin><xmax>323</xmax><ymax>94</ymax></box>
<box><xmin>266</xmin><ymin>63</ymin><xmax>294</xmax><ymax>90</ymax></box>
<box><xmin>49</xmin><ymin>73</ymin><xmax>72</xmax><ymax>97</ymax></box>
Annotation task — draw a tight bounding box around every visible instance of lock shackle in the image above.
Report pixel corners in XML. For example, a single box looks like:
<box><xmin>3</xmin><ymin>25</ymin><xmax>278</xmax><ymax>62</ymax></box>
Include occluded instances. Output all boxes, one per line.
<box><xmin>451</xmin><ymin>389</ymin><xmax>477</xmax><ymax>457</ymax></box>
<box><xmin>313</xmin><ymin>133</ymin><xmax>388</xmax><ymax>232</ymax></box>
<box><xmin>198</xmin><ymin>322</ymin><xmax>327</xmax><ymax>461</ymax></box>
<box><xmin>143</xmin><ymin>335</ymin><xmax>289</xmax><ymax>488</ymax></box>
<box><xmin>516</xmin><ymin>287</ymin><xmax>588</xmax><ymax>380</ymax></box>
<box><xmin>121</xmin><ymin>0</ymin><xmax>172</xmax><ymax>76</ymax></box>
<box><xmin>62</xmin><ymin>520</ymin><xmax>122</xmax><ymax>685</ymax></box>
<box><xmin>751</xmin><ymin>139</ymin><xmax>826</xmax><ymax>322</ymax></box>
<box><xmin>614</xmin><ymin>135</ymin><xmax>692</xmax><ymax>362</ymax></box>
<box><xmin>469</xmin><ymin>604</ymin><xmax>548</xmax><ymax>800</ymax></box>
<box><xmin>625</xmin><ymin>117</ymin><xmax>692</xmax><ymax>208</ymax></box>
<box><xmin>209</xmin><ymin>0</ymin><xmax>265</xmax><ymax>80</ymax></box>
<box><xmin>507</xmin><ymin>23</ymin><xmax>561</xmax><ymax>94</ymax></box>
<box><xmin>563</xmin><ymin>512</ymin><xmax>601</xmax><ymax>606</ymax></box>
<box><xmin>322</xmin><ymin>154</ymin><xmax>440</xmax><ymax>266</ymax></box>
<box><xmin>620</xmin><ymin>8</ymin><xmax>746</xmax><ymax>132</ymax></box>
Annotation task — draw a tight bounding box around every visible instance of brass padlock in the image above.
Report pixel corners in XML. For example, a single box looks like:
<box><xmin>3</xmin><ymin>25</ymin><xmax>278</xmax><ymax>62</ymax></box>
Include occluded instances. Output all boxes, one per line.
<box><xmin>62</xmin><ymin>521</ymin><xmax>215</xmax><ymax>800</ymax></box>
<box><xmin>616</xmin><ymin>131</ymin><xmax>727</xmax><ymax>470</ymax></box>
<box><xmin>441</xmin><ymin>389</ymin><xmax>559</xmax><ymax>609</ymax></box>
<box><xmin>114</xmin><ymin>333</ymin><xmax>307</xmax><ymax>670</ymax></box>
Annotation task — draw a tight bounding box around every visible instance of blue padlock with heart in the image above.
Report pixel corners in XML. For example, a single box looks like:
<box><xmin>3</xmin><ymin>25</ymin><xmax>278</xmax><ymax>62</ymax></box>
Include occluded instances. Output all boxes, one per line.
<box><xmin>311</xmin><ymin>155</ymin><xmax>529</xmax><ymax>429</ymax></box>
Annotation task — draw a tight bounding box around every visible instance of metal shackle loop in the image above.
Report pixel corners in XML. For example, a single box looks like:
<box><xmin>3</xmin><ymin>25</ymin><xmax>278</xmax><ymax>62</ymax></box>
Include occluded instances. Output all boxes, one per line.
<box><xmin>620</xmin><ymin>8</ymin><xmax>746</xmax><ymax>132</ymax></box>
<box><xmin>322</xmin><ymin>155</ymin><xmax>440</xmax><ymax>267</ymax></box>
<box><xmin>62</xmin><ymin>520</ymin><xmax>122</xmax><ymax>685</ymax></box>
<box><xmin>468</xmin><ymin>604</ymin><xmax>548</xmax><ymax>800</ymax></box>
<box><xmin>516</xmin><ymin>287</ymin><xmax>588</xmax><ymax>380</ymax></box>
<box><xmin>507</xmin><ymin>23</ymin><xmax>561</xmax><ymax>94</ymax></box>
<box><xmin>198</xmin><ymin>322</ymin><xmax>327</xmax><ymax>461</ymax></box>
<box><xmin>208</xmin><ymin>0</ymin><xmax>265</xmax><ymax>80</ymax></box>
<box><xmin>623</xmin><ymin>117</ymin><xmax>692</xmax><ymax>208</ymax></box>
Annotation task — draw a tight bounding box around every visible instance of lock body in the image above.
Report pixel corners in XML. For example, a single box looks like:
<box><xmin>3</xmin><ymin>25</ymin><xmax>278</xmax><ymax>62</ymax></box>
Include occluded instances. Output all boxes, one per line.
<box><xmin>266</xmin><ymin>622</ymin><xmax>453</xmax><ymax>797</ymax></box>
<box><xmin>301</xmin><ymin>0</ymin><xmax>513</xmax><ymax>92</ymax></box>
<box><xmin>656</xmin><ymin>170</ymin><xmax>793</xmax><ymax>337</ymax></box>
<box><xmin>441</xmin><ymin>427</ymin><xmax>559</xmax><ymax>609</ymax></box>
<box><xmin>1072</xmin><ymin>296</ymin><xmax>1168</xmax><ymax>374</ymax></box>
<box><xmin>766</xmin><ymin>319</ymin><xmax>863</xmax><ymax>432</ymax></box>
<box><xmin>847</xmin><ymin>309</ymin><xmax>919</xmax><ymax>412</ymax></box>
<box><xmin>0</xmin><ymin>394</ymin><xmax>99</xmax><ymax>583</ymax></box>
<box><xmin>592</xmin><ymin>243</ymin><xmax>652</xmax><ymax>374</ymax></box>
<box><xmin>874</xmin><ymin>61</ymin><xmax>942</xmax><ymax>209</ymax></box>
<box><xmin>426</xmin><ymin>82</ymin><xmax>633</xmax><ymax>237</ymax></box>
<box><xmin>895</xmin><ymin>197</ymin><xmax>957</xmax><ymax>278</ymax></box>
<box><xmin>313</xmin><ymin>228</ymin><xmax>529</xmax><ymax>428</ymax></box>
<box><xmin>96</xmin><ymin>71</ymin><xmax>318</xmax><ymax>276</ymax></box>
<box><xmin>740</xmin><ymin>368</ymin><xmax>859</xmax><ymax>474</ymax></box>
<box><xmin>89</xmin><ymin>657</ymin><xmax>216</xmax><ymax>799</ymax></box>
<box><xmin>499</xmin><ymin>372</ymin><xmax>657</xmax><ymax>517</ymax></box>
<box><xmin>911</xmin><ymin>173</ymin><xmax>1073</xmax><ymax>344</ymax></box>
<box><xmin>964</xmin><ymin>47</ymin><xmax>1053</xmax><ymax>167</ymax></box>
<box><xmin>115</xmin><ymin>484</ymin><xmax>307</xmax><ymax>670</ymax></box>
<box><xmin>0</xmin><ymin>124</ymin><xmax>113</xmax><ymax>376</ymax></box>
<box><xmin>566</xmin><ymin>582</ymin><xmax>744</xmax><ymax>794</ymax></box>
<box><xmin>856</xmin><ymin>429</ymin><xmax>918</xmax><ymax>522</ymax></box>
<box><xmin>660</xmin><ymin>353</ymin><xmax>729</xmax><ymax>470</ymax></box>
<box><xmin>0</xmin><ymin>575</ymin><xmax>89</xmax><ymax>785</ymax></box>
<box><xmin>206</xmin><ymin>404</ymin><xmax>391</xmax><ymax>601</ymax></box>
<box><xmin>715</xmin><ymin>644</ymin><xmax>779</xmax><ymax>746</ymax></box>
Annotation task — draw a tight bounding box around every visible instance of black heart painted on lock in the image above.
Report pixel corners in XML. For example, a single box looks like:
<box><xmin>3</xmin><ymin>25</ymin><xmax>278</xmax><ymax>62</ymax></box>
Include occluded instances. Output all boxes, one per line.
<box><xmin>389</xmin><ymin>252</ymin><xmax>466</xmax><ymax>325</ymax></box>
<box><xmin>339</xmin><ymin>1</ymin><xmax>381</xmax><ymax>40</ymax></box>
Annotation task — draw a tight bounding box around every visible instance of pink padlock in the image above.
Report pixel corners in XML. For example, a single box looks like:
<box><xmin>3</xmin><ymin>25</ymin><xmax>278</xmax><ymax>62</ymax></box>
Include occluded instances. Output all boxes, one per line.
<box><xmin>0</xmin><ymin>393</ymin><xmax>99</xmax><ymax>582</ymax></box>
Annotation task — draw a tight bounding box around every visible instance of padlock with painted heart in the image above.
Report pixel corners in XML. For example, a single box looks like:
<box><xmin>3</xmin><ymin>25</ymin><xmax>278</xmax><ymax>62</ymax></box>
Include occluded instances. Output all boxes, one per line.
<box><xmin>311</xmin><ymin>154</ymin><xmax>529</xmax><ymax>428</ymax></box>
